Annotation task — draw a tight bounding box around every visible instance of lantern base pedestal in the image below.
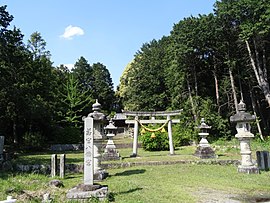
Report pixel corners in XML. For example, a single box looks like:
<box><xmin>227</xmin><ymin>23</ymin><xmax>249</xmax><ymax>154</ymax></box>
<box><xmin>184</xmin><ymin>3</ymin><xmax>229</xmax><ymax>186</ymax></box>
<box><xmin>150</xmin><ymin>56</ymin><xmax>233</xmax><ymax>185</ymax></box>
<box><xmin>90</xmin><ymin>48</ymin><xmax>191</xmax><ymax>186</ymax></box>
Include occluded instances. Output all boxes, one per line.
<box><xmin>66</xmin><ymin>184</ymin><xmax>108</xmax><ymax>201</ymax></box>
<box><xmin>237</xmin><ymin>165</ymin><xmax>259</xmax><ymax>174</ymax></box>
<box><xmin>102</xmin><ymin>148</ymin><xmax>121</xmax><ymax>161</ymax></box>
<box><xmin>194</xmin><ymin>146</ymin><xmax>216</xmax><ymax>159</ymax></box>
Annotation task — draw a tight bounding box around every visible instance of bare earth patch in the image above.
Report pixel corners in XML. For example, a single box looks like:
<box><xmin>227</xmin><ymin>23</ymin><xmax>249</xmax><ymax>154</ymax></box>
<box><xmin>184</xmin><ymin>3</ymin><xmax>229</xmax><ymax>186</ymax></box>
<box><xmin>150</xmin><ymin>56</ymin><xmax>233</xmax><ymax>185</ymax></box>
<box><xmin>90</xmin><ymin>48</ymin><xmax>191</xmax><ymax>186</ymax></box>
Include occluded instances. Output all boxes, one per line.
<box><xmin>194</xmin><ymin>188</ymin><xmax>241</xmax><ymax>203</ymax></box>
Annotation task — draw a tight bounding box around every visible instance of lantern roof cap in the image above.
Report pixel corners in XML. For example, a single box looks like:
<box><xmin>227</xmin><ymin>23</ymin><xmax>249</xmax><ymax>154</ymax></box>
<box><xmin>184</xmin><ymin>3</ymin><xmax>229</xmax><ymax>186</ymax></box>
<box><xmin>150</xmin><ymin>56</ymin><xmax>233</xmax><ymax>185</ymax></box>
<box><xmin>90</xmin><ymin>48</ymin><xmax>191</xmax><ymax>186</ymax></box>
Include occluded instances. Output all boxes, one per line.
<box><xmin>104</xmin><ymin>119</ymin><xmax>117</xmax><ymax>130</ymax></box>
<box><xmin>197</xmin><ymin>118</ymin><xmax>211</xmax><ymax>129</ymax></box>
<box><xmin>87</xmin><ymin>100</ymin><xmax>106</xmax><ymax>121</ymax></box>
<box><xmin>92</xmin><ymin>99</ymin><xmax>101</xmax><ymax>112</ymax></box>
<box><xmin>230</xmin><ymin>100</ymin><xmax>256</xmax><ymax>123</ymax></box>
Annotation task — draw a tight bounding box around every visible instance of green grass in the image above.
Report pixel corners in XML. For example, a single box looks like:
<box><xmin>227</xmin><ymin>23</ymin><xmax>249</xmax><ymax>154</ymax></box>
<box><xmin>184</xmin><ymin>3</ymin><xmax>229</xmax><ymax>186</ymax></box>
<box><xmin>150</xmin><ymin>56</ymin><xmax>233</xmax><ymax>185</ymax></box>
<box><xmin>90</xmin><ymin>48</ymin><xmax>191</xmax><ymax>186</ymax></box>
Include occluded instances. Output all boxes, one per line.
<box><xmin>5</xmin><ymin>136</ymin><xmax>270</xmax><ymax>202</ymax></box>
<box><xmin>1</xmin><ymin>164</ymin><xmax>270</xmax><ymax>202</ymax></box>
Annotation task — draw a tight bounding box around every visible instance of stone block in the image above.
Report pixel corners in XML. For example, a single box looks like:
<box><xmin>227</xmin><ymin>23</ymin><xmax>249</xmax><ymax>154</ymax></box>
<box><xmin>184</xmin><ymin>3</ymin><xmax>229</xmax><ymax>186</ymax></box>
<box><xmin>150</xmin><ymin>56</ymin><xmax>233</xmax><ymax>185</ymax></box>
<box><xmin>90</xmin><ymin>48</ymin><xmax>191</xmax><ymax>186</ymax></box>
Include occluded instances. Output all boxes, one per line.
<box><xmin>194</xmin><ymin>146</ymin><xmax>216</xmax><ymax>159</ymax></box>
<box><xmin>66</xmin><ymin>184</ymin><xmax>108</xmax><ymax>201</ymax></box>
<box><xmin>256</xmin><ymin>151</ymin><xmax>270</xmax><ymax>171</ymax></box>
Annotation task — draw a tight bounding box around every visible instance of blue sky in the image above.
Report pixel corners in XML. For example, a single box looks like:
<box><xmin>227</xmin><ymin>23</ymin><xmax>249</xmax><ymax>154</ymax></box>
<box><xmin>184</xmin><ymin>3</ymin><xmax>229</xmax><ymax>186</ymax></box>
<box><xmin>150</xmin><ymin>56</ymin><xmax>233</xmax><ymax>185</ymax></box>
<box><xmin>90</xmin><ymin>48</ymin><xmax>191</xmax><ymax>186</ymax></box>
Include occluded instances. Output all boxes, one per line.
<box><xmin>1</xmin><ymin>0</ymin><xmax>216</xmax><ymax>88</ymax></box>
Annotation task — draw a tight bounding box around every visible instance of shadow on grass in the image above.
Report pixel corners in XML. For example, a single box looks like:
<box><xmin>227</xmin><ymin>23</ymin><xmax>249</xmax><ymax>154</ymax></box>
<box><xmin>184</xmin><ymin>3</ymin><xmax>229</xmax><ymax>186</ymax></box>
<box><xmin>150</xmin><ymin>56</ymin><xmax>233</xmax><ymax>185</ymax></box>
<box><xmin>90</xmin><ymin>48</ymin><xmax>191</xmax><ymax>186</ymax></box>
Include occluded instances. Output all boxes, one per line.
<box><xmin>117</xmin><ymin>187</ymin><xmax>143</xmax><ymax>195</ymax></box>
<box><xmin>108</xmin><ymin>187</ymin><xmax>143</xmax><ymax>201</ymax></box>
<box><xmin>66</xmin><ymin>158</ymin><xmax>84</xmax><ymax>164</ymax></box>
<box><xmin>114</xmin><ymin>169</ymin><xmax>146</xmax><ymax>176</ymax></box>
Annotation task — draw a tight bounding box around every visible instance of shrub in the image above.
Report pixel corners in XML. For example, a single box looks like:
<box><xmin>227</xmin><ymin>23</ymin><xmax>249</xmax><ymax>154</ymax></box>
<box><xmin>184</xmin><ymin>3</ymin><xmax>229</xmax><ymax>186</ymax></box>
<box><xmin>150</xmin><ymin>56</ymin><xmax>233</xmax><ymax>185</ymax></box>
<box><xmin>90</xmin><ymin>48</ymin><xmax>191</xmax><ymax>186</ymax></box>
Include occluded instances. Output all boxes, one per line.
<box><xmin>139</xmin><ymin>127</ymin><xmax>169</xmax><ymax>151</ymax></box>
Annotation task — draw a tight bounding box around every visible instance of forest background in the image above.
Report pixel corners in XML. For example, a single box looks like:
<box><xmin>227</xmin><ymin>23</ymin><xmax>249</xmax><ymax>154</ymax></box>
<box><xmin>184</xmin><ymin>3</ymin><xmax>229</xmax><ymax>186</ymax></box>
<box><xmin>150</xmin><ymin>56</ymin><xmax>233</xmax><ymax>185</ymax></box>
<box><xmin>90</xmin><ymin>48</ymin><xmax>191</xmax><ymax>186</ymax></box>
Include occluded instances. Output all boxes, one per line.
<box><xmin>0</xmin><ymin>0</ymin><xmax>270</xmax><ymax>149</ymax></box>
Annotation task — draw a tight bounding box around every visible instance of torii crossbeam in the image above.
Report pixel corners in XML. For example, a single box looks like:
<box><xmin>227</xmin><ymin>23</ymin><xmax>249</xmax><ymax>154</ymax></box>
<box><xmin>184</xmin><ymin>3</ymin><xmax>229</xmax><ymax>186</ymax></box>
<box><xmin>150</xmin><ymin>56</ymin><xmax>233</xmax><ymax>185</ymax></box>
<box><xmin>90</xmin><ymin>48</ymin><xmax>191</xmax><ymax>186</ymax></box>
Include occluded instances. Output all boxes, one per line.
<box><xmin>122</xmin><ymin>110</ymin><xmax>182</xmax><ymax>157</ymax></box>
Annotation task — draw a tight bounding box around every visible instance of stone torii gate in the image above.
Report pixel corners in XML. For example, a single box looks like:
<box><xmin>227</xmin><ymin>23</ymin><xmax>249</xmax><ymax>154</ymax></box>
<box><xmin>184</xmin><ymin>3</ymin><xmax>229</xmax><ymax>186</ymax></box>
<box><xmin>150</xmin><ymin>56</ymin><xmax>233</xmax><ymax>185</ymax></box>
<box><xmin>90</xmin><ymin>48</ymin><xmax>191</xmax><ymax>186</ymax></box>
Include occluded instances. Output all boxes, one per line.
<box><xmin>123</xmin><ymin>110</ymin><xmax>182</xmax><ymax>157</ymax></box>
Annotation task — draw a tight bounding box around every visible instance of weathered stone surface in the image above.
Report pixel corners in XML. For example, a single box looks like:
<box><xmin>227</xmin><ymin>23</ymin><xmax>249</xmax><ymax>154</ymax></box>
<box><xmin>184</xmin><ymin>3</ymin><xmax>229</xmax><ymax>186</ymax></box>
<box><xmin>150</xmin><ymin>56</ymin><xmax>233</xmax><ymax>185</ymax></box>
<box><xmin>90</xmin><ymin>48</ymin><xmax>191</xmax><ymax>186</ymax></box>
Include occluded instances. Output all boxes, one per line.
<box><xmin>51</xmin><ymin>154</ymin><xmax>57</xmax><ymax>177</ymax></box>
<box><xmin>194</xmin><ymin>146</ymin><xmax>216</xmax><ymax>159</ymax></box>
<box><xmin>0</xmin><ymin>136</ymin><xmax>4</xmax><ymax>161</ymax></box>
<box><xmin>1</xmin><ymin>160</ymin><xmax>13</xmax><ymax>171</ymax></box>
<box><xmin>15</xmin><ymin>164</ymin><xmax>49</xmax><ymax>174</ymax></box>
<box><xmin>94</xmin><ymin>169</ymin><xmax>109</xmax><ymax>181</ymax></box>
<box><xmin>49</xmin><ymin>179</ymin><xmax>64</xmax><ymax>188</ymax></box>
<box><xmin>42</xmin><ymin>192</ymin><xmax>52</xmax><ymax>203</ymax></box>
<box><xmin>12</xmin><ymin>159</ymin><xmax>241</xmax><ymax>174</ymax></box>
<box><xmin>256</xmin><ymin>151</ymin><xmax>270</xmax><ymax>171</ymax></box>
<box><xmin>237</xmin><ymin>165</ymin><xmax>259</xmax><ymax>174</ymax></box>
<box><xmin>66</xmin><ymin>184</ymin><xmax>108</xmax><ymax>201</ymax></box>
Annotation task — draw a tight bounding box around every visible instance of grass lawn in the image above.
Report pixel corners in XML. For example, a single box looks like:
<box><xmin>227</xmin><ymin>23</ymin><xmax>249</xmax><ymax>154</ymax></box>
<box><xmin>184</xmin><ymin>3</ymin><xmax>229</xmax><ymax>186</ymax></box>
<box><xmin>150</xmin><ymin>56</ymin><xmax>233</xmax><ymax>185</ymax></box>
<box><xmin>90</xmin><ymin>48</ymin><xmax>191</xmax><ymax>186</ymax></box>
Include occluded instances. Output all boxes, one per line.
<box><xmin>1</xmin><ymin>164</ymin><xmax>270</xmax><ymax>202</ymax></box>
<box><xmin>3</xmin><ymin>136</ymin><xmax>270</xmax><ymax>202</ymax></box>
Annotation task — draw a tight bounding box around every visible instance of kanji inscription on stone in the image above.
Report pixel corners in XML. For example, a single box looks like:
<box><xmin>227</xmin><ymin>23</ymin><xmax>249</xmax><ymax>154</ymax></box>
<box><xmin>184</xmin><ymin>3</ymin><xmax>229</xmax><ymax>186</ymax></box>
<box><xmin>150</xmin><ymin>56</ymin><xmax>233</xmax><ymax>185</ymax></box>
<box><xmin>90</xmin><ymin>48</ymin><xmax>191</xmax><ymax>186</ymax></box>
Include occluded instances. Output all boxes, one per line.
<box><xmin>84</xmin><ymin>117</ymin><xmax>94</xmax><ymax>185</ymax></box>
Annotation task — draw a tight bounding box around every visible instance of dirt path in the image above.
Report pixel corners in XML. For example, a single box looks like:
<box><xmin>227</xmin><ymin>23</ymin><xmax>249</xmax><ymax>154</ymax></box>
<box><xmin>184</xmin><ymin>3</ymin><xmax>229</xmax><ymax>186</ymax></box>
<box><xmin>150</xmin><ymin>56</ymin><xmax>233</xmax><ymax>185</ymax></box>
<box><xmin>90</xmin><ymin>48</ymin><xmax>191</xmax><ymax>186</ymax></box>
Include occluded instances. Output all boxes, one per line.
<box><xmin>194</xmin><ymin>188</ymin><xmax>241</xmax><ymax>203</ymax></box>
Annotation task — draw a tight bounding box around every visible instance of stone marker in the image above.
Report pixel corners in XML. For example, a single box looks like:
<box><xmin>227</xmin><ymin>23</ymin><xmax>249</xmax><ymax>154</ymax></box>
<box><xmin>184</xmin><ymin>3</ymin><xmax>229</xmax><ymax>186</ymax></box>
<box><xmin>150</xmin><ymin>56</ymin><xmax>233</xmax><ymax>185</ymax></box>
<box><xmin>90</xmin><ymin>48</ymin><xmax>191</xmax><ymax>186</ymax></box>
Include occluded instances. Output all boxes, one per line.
<box><xmin>51</xmin><ymin>154</ymin><xmax>57</xmax><ymax>177</ymax></box>
<box><xmin>87</xmin><ymin>100</ymin><xmax>108</xmax><ymax>180</ymax></box>
<box><xmin>66</xmin><ymin>100</ymin><xmax>108</xmax><ymax>201</ymax></box>
<box><xmin>256</xmin><ymin>151</ymin><xmax>270</xmax><ymax>171</ymax></box>
<box><xmin>60</xmin><ymin>154</ymin><xmax>65</xmax><ymax>178</ymax></box>
<box><xmin>84</xmin><ymin>117</ymin><xmax>94</xmax><ymax>185</ymax></box>
<box><xmin>0</xmin><ymin>136</ymin><xmax>4</xmax><ymax>161</ymax></box>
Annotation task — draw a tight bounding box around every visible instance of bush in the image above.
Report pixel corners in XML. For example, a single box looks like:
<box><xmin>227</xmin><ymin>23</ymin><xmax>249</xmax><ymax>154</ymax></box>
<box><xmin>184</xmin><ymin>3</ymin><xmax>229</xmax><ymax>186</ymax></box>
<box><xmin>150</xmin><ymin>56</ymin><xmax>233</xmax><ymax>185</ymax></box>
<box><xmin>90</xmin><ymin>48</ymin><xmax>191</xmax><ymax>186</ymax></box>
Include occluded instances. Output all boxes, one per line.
<box><xmin>139</xmin><ymin>127</ymin><xmax>169</xmax><ymax>151</ymax></box>
<box><xmin>173</xmin><ymin>124</ymin><xmax>195</xmax><ymax>146</ymax></box>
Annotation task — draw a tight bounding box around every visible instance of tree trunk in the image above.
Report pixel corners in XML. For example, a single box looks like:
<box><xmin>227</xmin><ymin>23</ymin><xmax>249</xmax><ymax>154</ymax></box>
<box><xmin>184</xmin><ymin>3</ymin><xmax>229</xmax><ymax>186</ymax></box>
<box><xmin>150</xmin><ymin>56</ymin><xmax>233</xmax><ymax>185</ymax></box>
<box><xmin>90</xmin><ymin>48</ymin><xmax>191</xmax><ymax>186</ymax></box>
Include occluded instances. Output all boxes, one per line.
<box><xmin>187</xmin><ymin>78</ymin><xmax>197</xmax><ymax>122</ymax></box>
<box><xmin>193</xmin><ymin>66</ymin><xmax>198</xmax><ymax>97</ymax></box>
<box><xmin>228</xmin><ymin>65</ymin><xmax>238</xmax><ymax>113</ymax></box>
<box><xmin>250</xmin><ymin>89</ymin><xmax>264</xmax><ymax>140</ymax></box>
<box><xmin>213</xmin><ymin>69</ymin><xmax>220</xmax><ymax>114</ymax></box>
<box><xmin>245</xmin><ymin>40</ymin><xmax>270</xmax><ymax>107</ymax></box>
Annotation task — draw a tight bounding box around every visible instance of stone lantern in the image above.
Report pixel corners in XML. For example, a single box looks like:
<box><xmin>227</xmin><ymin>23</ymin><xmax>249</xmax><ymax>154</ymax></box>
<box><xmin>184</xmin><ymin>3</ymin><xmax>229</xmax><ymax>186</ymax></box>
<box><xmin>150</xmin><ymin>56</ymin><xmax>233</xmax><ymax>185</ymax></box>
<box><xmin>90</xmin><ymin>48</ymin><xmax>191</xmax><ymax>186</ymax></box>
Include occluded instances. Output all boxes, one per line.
<box><xmin>102</xmin><ymin>119</ymin><xmax>120</xmax><ymax>160</ymax></box>
<box><xmin>230</xmin><ymin>100</ymin><xmax>259</xmax><ymax>174</ymax></box>
<box><xmin>194</xmin><ymin>118</ymin><xmax>216</xmax><ymax>159</ymax></box>
<box><xmin>0</xmin><ymin>136</ymin><xmax>4</xmax><ymax>162</ymax></box>
<box><xmin>87</xmin><ymin>100</ymin><xmax>108</xmax><ymax>180</ymax></box>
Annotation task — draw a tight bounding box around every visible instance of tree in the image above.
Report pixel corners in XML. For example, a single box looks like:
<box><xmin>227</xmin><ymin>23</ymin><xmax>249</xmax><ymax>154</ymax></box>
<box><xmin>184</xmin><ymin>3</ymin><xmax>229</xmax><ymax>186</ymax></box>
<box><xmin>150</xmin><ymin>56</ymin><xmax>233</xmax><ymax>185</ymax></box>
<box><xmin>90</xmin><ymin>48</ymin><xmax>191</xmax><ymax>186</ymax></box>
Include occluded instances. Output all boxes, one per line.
<box><xmin>60</xmin><ymin>74</ymin><xmax>92</xmax><ymax>127</ymax></box>
<box><xmin>119</xmin><ymin>39</ymin><xmax>168</xmax><ymax>111</ymax></box>
<box><xmin>27</xmin><ymin>31</ymin><xmax>50</xmax><ymax>60</ymax></box>
<box><xmin>92</xmin><ymin>62</ymin><xmax>115</xmax><ymax>112</ymax></box>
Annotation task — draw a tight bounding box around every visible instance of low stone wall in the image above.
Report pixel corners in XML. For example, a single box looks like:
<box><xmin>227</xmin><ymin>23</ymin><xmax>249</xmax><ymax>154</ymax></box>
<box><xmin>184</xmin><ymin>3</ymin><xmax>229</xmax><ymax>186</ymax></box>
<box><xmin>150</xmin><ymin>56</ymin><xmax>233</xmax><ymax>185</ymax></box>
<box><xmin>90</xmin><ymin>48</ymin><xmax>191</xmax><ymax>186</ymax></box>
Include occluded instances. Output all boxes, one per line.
<box><xmin>50</xmin><ymin>144</ymin><xmax>84</xmax><ymax>151</ymax></box>
<box><xmin>50</xmin><ymin>143</ymin><xmax>141</xmax><ymax>151</ymax></box>
<box><xmin>11</xmin><ymin>159</ymin><xmax>240</xmax><ymax>174</ymax></box>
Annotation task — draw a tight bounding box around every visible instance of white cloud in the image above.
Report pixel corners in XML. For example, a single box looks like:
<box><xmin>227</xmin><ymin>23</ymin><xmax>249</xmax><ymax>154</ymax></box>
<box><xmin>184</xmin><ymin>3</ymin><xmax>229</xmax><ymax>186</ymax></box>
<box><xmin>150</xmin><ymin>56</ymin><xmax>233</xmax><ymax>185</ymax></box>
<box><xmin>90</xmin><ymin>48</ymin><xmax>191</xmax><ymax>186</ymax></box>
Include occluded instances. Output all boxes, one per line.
<box><xmin>63</xmin><ymin>64</ymin><xmax>74</xmax><ymax>71</ymax></box>
<box><xmin>60</xmin><ymin>25</ymin><xmax>84</xmax><ymax>40</ymax></box>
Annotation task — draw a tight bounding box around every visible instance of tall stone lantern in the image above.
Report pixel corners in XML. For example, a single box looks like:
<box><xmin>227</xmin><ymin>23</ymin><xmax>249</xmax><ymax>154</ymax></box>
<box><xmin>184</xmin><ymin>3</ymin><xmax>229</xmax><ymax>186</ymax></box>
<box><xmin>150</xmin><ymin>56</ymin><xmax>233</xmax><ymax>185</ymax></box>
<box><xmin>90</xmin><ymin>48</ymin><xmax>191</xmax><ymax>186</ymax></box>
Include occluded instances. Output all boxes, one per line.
<box><xmin>87</xmin><ymin>100</ymin><xmax>108</xmax><ymax>180</ymax></box>
<box><xmin>230</xmin><ymin>100</ymin><xmax>259</xmax><ymax>174</ymax></box>
<box><xmin>194</xmin><ymin>118</ymin><xmax>216</xmax><ymax>159</ymax></box>
<box><xmin>102</xmin><ymin>119</ymin><xmax>120</xmax><ymax>160</ymax></box>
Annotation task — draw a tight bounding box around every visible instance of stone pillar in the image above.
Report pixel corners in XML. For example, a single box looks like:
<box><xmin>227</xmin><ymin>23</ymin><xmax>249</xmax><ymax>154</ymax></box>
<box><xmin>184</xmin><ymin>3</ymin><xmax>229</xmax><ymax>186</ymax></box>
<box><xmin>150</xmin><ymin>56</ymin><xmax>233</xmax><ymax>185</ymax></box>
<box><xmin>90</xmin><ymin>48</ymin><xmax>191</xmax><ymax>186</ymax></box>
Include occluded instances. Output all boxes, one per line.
<box><xmin>256</xmin><ymin>151</ymin><xmax>270</xmax><ymax>171</ymax></box>
<box><xmin>51</xmin><ymin>154</ymin><xmax>57</xmax><ymax>177</ymax></box>
<box><xmin>230</xmin><ymin>101</ymin><xmax>259</xmax><ymax>174</ymax></box>
<box><xmin>167</xmin><ymin>115</ymin><xmax>174</xmax><ymax>155</ymax></box>
<box><xmin>131</xmin><ymin>116</ymin><xmax>139</xmax><ymax>157</ymax></box>
<box><xmin>88</xmin><ymin>100</ymin><xmax>108</xmax><ymax>180</ymax></box>
<box><xmin>84</xmin><ymin>117</ymin><xmax>94</xmax><ymax>185</ymax></box>
<box><xmin>66</xmin><ymin>101</ymin><xmax>108</xmax><ymax>201</ymax></box>
<box><xmin>60</xmin><ymin>154</ymin><xmax>66</xmax><ymax>179</ymax></box>
<box><xmin>0</xmin><ymin>136</ymin><xmax>4</xmax><ymax>161</ymax></box>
